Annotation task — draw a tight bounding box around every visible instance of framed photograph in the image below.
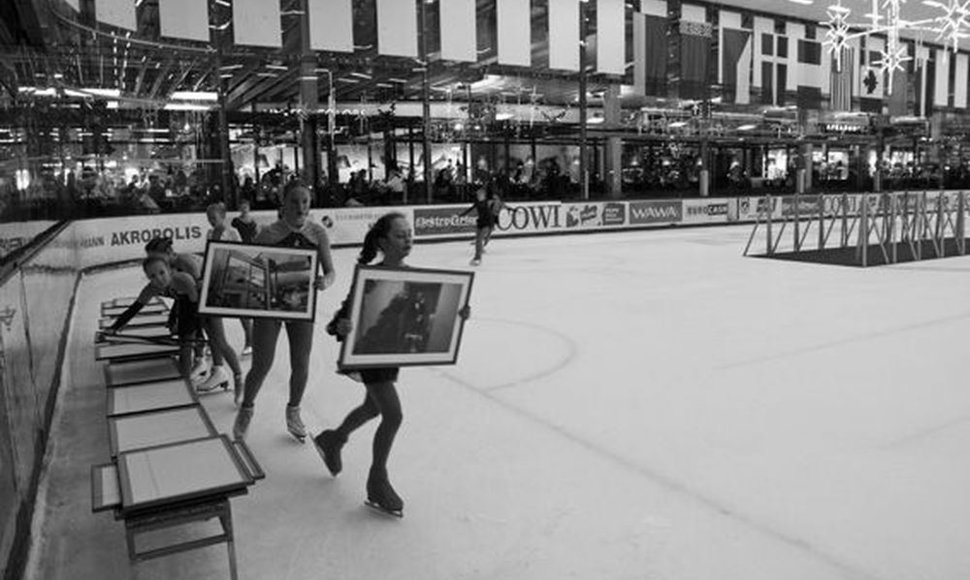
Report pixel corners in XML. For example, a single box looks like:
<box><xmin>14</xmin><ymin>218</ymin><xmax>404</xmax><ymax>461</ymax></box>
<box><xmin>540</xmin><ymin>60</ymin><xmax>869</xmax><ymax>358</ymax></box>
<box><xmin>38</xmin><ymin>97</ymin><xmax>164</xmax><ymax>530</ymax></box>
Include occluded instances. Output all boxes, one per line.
<box><xmin>198</xmin><ymin>240</ymin><xmax>318</xmax><ymax>321</ymax></box>
<box><xmin>338</xmin><ymin>265</ymin><xmax>474</xmax><ymax>370</ymax></box>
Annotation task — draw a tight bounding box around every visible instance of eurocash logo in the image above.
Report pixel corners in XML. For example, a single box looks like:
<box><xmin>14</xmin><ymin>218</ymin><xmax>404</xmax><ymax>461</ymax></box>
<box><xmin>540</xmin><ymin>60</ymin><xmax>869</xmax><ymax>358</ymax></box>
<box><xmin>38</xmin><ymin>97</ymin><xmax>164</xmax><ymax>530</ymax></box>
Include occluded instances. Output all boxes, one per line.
<box><xmin>687</xmin><ymin>202</ymin><xmax>728</xmax><ymax>216</ymax></box>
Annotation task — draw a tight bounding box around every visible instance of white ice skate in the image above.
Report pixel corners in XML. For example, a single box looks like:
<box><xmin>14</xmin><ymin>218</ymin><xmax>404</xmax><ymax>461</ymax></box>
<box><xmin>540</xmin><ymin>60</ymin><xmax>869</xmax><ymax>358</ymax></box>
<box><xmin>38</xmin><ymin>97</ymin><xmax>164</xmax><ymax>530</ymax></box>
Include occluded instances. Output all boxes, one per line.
<box><xmin>195</xmin><ymin>365</ymin><xmax>230</xmax><ymax>393</ymax></box>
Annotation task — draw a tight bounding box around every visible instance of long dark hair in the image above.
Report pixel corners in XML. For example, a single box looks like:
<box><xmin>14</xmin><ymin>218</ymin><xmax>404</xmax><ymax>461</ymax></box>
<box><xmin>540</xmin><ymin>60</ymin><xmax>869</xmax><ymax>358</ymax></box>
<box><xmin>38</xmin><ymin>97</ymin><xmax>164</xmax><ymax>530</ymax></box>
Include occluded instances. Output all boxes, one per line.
<box><xmin>358</xmin><ymin>212</ymin><xmax>406</xmax><ymax>264</ymax></box>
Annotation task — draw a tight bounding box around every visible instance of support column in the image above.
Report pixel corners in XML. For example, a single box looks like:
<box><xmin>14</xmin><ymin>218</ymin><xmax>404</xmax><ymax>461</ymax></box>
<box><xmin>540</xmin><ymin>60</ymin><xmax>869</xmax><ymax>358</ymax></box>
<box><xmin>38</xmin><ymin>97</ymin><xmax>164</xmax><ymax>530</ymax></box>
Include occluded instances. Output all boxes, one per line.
<box><xmin>603</xmin><ymin>85</ymin><xmax>623</xmax><ymax>198</ymax></box>
<box><xmin>419</xmin><ymin>0</ymin><xmax>433</xmax><ymax>203</ymax></box>
<box><xmin>579</xmin><ymin>0</ymin><xmax>590</xmax><ymax>200</ymax></box>
<box><xmin>798</xmin><ymin>142</ymin><xmax>812</xmax><ymax>194</ymax></box>
<box><xmin>298</xmin><ymin>0</ymin><xmax>321</xmax><ymax>202</ymax></box>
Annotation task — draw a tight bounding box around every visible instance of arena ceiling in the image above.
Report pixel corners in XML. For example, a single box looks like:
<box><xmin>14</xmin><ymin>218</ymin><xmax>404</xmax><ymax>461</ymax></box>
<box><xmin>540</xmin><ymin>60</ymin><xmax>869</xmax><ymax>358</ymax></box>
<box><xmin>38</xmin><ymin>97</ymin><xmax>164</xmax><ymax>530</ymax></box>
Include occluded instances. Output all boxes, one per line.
<box><xmin>1</xmin><ymin>0</ymin><xmax>968</xmax><ymax>116</ymax></box>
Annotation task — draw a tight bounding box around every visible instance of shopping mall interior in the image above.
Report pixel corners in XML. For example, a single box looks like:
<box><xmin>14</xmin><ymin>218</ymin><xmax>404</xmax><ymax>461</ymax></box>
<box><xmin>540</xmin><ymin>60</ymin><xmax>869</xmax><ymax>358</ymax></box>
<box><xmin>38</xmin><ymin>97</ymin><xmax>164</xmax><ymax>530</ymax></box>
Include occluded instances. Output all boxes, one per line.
<box><xmin>4</xmin><ymin>1</ymin><xmax>970</xmax><ymax>579</ymax></box>
<box><xmin>3</xmin><ymin>0</ymin><xmax>970</xmax><ymax>224</ymax></box>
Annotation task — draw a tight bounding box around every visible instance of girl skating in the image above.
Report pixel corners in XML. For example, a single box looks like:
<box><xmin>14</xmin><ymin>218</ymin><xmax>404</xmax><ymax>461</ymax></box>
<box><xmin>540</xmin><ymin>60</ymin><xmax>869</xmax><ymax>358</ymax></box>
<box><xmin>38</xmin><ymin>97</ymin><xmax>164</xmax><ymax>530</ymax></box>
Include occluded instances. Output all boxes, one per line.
<box><xmin>315</xmin><ymin>212</ymin><xmax>470</xmax><ymax>516</ymax></box>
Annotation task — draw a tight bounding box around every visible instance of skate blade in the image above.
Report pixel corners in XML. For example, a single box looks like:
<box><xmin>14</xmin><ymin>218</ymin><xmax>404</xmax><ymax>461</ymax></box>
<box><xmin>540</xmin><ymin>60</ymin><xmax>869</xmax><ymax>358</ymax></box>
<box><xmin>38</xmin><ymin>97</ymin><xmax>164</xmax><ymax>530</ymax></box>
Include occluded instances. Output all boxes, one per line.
<box><xmin>288</xmin><ymin>431</ymin><xmax>307</xmax><ymax>444</ymax></box>
<box><xmin>195</xmin><ymin>381</ymin><xmax>228</xmax><ymax>394</ymax></box>
<box><xmin>365</xmin><ymin>501</ymin><xmax>403</xmax><ymax>518</ymax></box>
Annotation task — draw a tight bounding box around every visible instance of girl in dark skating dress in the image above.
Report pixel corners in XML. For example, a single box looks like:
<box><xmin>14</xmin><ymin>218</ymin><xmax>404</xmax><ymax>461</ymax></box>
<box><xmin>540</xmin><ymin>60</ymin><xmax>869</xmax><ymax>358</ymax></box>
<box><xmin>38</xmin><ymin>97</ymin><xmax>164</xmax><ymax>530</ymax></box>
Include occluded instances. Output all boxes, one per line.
<box><xmin>314</xmin><ymin>212</ymin><xmax>470</xmax><ymax>515</ymax></box>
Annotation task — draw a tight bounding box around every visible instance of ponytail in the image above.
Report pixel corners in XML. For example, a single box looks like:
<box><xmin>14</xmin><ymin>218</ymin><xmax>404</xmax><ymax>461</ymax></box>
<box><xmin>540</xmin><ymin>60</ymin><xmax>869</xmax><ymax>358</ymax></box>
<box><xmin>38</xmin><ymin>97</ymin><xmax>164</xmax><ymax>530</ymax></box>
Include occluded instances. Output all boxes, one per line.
<box><xmin>357</xmin><ymin>212</ymin><xmax>406</xmax><ymax>264</ymax></box>
<box><xmin>358</xmin><ymin>228</ymin><xmax>381</xmax><ymax>264</ymax></box>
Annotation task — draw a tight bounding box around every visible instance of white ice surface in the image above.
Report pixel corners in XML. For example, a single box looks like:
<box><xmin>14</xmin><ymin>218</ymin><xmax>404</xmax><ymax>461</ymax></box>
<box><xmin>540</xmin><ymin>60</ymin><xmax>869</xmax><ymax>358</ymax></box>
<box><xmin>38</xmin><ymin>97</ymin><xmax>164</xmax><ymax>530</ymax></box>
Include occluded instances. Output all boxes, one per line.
<box><xmin>31</xmin><ymin>224</ymin><xmax>970</xmax><ymax>580</ymax></box>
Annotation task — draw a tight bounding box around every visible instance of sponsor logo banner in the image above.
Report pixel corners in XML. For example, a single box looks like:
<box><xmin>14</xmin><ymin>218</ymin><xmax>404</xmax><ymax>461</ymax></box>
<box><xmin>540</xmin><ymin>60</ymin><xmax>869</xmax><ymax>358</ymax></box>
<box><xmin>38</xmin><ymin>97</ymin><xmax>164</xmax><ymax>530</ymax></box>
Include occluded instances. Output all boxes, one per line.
<box><xmin>561</xmin><ymin>202</ymin><xmax>629</xmax><ymax>229</ymax></box>
<box><xmin>319</xmin><ymin>206</ymin><xmax>411</xmax><ymax>246</ymax></box>
<box><xmin>413</xmin><ymin>206</ymin><xmax>478</xmax><ymax>237</ymax></box>
<box><xmin>780</xmin><ymin>195</ymin><xmax>822</xmax><ymax>217</ymax></box>
<box><xmin>494</xmin><ymin>203</ymin><xmax>563</xmax><ymax>234</ymax></box>
<box><xmin>629</xmin><ymin>201</ymin><xmax>682</xmax><ymax>224</ymax></box>
<box><xmin>682</xmin><ymin>199</ymin><xmax>729</xmax><ymax>223</ymax></box>
<box><xmin>71</xmin><ymin>214</ymin><xmax>209</xmax><ymax>269</ymax></box>
<box><xmin>414</xmin><ymin>202</ymin><xmax>565</xmax><ymax>238</ymax></box>
<box><xmin>602</xmin><ymin>202</ymin><xmax>627</xmax><ymax>227</ymax></box>
<box><xmin>563</xmin><ymin>203</ymin><xmax>602</xmax><ymax>229</ymax></box>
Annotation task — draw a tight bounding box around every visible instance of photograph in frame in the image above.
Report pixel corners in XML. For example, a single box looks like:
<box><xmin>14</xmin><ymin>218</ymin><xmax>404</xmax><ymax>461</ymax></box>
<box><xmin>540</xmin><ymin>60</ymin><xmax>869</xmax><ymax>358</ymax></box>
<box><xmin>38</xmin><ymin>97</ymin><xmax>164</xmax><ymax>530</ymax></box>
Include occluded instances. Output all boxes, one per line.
<box><xmin>338</xmin><ymin>265</ymin><xmax>474</xmax><ymax>369</ymax></box>
<box><xmin>199</xmin><ymin>240</ymin><xmax>318</xmax><ymax>321</ymax></box>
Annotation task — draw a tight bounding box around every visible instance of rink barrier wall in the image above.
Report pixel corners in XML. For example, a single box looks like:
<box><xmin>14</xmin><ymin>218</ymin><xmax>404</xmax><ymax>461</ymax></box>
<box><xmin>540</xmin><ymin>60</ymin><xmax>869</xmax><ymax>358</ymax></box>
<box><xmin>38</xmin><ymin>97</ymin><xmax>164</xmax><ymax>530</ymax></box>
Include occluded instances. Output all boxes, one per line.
<box><xmin>0</xmin><ymin>189</ymin><xmax>968</xmax><ymax>576</ymax></box>
<box><xmin>0</xmin><ymin>222</ymin><xmax>78</xmax><ymax>580</ymax></box>
<box><xmin>9</xmin><ymin>191</ymin><xmax>970</xmax><ymax>272</ymax></box>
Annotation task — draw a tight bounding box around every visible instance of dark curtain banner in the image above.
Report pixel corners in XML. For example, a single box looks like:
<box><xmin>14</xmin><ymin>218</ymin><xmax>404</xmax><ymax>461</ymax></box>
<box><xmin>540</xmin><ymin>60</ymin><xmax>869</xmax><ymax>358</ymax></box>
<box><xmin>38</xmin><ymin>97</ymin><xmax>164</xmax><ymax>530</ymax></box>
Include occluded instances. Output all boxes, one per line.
<box><xmin>888</xmin><ymin>65</ymin><xmax>909</xmax><ymax>116</ymax></box>
<box><xmin>644</xmin><ymin>14</ymin><xmax>668</xmax><ymax>96</ymax></box>
<box><xmin>829</xmin><ymin>47</ymin><xmax>853</xmax><ymax>111</ymax></box>
<box><xmin>721</xmin><ymin>29</ymin><xmax>750</xmax><ymax>104</ymax></box>
<box><xmin>680</xmin><ymin>21</ymin><xmax>711</xmax><ymax>100</ymax></box>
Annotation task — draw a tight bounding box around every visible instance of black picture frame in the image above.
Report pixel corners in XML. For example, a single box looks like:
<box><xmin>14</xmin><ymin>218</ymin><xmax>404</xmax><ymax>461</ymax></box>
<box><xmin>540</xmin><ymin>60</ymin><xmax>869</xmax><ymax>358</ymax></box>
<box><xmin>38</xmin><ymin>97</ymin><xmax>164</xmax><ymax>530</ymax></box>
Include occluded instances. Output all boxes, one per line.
<box><xmin>338</xmin><ymin>264</ymin><xmax>474</xmax><ymax>370</ymax></box>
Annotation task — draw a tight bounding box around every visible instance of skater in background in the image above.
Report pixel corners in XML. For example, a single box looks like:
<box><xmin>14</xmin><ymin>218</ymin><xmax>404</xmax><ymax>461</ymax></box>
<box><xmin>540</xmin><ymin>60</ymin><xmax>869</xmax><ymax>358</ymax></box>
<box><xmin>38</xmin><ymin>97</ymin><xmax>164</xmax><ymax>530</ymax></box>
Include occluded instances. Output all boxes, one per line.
<box><xmin>101</xmin><ymin>256</ymin><xmax>202</xmax><ymax>381</ymax></box>
<box><xmin>209</xmin><ymin>202</ymin><xmax>253</xmax><ymax>356</ymax></box>
<box><xmin>188</xmin><ymin>202</ymin><xmax>246</xmax><ymax>399</ymax></box>
<box><xmin>459</xmin><ymin>187</ymin><xmax>500</xmax><ymax>266</ymax></box>
<box><xmin>232</xmin><ymin>180</ymin><xmax>336</xmax><ymax>442</ymax></box>
<box><xmin>314</xmin><ymin>212</ymin><xmax>470</xmax><ymax>516</ymax></box>
<box><xmin>231</xmin><ymin>198</ymin><xmax>260</xmax><ymax>244</ymax></box>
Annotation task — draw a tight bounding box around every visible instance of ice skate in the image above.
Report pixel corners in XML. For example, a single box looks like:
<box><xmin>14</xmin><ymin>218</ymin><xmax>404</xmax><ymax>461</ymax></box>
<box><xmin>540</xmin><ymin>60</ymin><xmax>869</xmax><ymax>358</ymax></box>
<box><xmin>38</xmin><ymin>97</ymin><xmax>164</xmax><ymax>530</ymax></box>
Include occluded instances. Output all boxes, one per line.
<box><xmin>241</xmin><ymin>345</ymin><xmax>252</xmax><ymax>357</ymax></box>
<box><xmin>285</xmin><ymin>405</ymin><xmax>307</xmax><ymax>442</ymax></box>
<box><xmin>470</xmin><ymin>257</ymin><xmax>481</xmax><ymax>266</ymax></box>
<box><xmin>233</xmin><ymin>405</ymin><xmax>254</xmax><ymax>441</ymax></box>
<box><xmin>190</xmin><ymin>357</ymin><xmax>208</xmax><ymax>381</ymax></box>
<box><xmin>195</xmin><ymin>365</ymin><xmax>230</xmax><ymax>393</ymax></box>
<box><xmin>365</xmin><ymin>467</ymin><xmax>403</xmax><ymax>517</ymax></box>
<box><xmin>312</xmin><ymin>429</ymin><xmax>346</xmax><ymax>476</ymax></box>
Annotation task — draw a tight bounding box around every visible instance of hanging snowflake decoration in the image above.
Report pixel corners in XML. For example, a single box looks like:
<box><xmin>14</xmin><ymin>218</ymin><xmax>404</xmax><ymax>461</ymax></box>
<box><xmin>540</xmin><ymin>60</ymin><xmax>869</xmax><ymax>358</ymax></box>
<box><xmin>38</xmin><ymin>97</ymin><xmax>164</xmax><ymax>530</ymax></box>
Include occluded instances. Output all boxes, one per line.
<box><xmin>821</xmin><ymin>0</ymin><xmax>969</xmax><ymax>95</ymax></box>
<box><xmin>933</xmin><ymin>0</ymin><xmax>970</xmax><ymax>52</ymax></box>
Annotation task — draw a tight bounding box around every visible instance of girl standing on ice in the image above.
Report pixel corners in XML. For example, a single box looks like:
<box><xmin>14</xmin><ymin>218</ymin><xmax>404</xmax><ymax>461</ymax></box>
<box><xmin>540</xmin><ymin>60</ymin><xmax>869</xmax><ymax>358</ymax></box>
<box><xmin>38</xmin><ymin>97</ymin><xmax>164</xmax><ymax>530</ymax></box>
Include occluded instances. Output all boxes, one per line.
<box><xmin>208</xmin><ymin>202</ymin><xmax>253</xmax><ymax>357</ymax></box>
<box><xmin>232</xmin><ymin>180</ymin><xmax>336</xmax><ymax>442</ymax></box>
<box><xmin>314</xmin><ymin>212</ymin><xmax>470</xmax><ymax>516</ymax></box>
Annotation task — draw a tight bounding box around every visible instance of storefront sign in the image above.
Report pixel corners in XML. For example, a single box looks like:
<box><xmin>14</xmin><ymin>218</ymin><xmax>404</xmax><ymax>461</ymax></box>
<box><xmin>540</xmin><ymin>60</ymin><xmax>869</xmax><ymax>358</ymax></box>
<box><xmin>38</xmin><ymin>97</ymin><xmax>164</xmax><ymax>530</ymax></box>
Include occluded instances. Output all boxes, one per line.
<box><xmin>628</xmin><ymin>201</ymin><xmax>682</xmax><ymax>225</ymax></box>
<box><xmin>822</xmin><ymin>123</ymin><xmax>868</xmax><ymax>134</ymax></box>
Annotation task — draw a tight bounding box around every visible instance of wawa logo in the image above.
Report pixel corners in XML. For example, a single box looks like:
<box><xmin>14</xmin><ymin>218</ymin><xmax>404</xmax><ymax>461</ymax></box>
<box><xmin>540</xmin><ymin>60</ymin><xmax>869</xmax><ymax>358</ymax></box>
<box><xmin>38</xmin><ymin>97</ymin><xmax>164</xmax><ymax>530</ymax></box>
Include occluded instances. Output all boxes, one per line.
<box><xmin>628</xmin><ymin>201</ymin><xmax>682</xmax><ymax>224</ymax></box>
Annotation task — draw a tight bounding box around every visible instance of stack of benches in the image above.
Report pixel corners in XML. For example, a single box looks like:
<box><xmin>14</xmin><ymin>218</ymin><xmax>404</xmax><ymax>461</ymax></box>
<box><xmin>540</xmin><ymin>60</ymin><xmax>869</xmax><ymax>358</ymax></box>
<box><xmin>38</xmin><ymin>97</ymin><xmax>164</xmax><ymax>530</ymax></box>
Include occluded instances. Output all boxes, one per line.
<box><xmin>90</xmin><ymin>296</ymin><xmax>263</xmax><ymax>580</ymax></box>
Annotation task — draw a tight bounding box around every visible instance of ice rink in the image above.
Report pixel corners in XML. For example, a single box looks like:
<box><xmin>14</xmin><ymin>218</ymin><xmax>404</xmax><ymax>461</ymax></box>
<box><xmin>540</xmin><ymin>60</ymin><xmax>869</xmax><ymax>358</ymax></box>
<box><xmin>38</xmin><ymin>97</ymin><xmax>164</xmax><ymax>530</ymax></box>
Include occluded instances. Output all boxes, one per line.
<box><xmin>27</xmin><ymin>223</ymin><xmax>970</xmax><ymax>580</ymax></box>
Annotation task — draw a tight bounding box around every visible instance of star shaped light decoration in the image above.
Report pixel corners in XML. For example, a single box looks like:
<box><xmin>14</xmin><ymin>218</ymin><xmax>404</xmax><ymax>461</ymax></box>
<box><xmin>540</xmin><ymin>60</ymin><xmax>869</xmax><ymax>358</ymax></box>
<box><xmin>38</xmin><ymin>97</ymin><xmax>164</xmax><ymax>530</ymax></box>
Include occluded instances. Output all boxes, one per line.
<box><xmin>933</xmin><ymin>0</ymin><xmax>970</xmax><ymax>52</ymax></box>
<box><xmin>821</xmin><ymin>0</ymin><xmax>970</xmax><ymax>95</ymax></box>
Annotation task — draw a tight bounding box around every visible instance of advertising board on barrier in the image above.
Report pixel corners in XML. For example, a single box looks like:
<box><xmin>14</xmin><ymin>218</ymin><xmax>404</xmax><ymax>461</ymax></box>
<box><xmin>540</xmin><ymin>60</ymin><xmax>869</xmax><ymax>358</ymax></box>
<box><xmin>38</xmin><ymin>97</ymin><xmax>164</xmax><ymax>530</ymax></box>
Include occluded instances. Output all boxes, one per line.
<box><xmin>682</xmin><ymin>199</ymin><xmax>729</xmax><ymax>224</ymax></box>
<box><xmin>318</xmin><ymin>206</ymin><xmax>410</xmax><ymax>247</ymax></box>
<box><xmin>412</xmin><ymin>206</ymin><xmax>478</xmax><ymax>237</ymax></box>
<box><xmin>628</xmin><ymin>200</ymin><xmax>682</xmax><ymax>225</ymax></box>
<box><xmin>414</xmin><ymin>202</ymin><xmax>566</xmax><ymax>238</ymax></box>
<box><xmin>69</xmin><ymin>213</ymin><xmax>210</xmax><ymax>268</ymax></box>
<box><xmin>561</xmin><ymin>202</ymin><xmax>627</xmax><ymax>230</ymax></box>
<box><xmin>494</xmin><ymin>202</ymin><xmax>563</xmax><ymax>234</ymax></box>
